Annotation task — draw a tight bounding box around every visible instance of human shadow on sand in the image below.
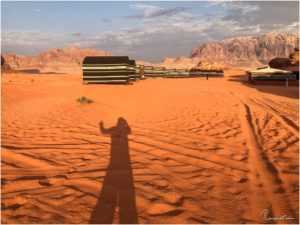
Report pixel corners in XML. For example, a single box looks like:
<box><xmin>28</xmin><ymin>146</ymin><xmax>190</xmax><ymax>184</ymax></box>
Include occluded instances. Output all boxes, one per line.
<box><xmin>89</xmin><ymin>117</ymin><xmax>138</xmax><ymax>224</ymax></box>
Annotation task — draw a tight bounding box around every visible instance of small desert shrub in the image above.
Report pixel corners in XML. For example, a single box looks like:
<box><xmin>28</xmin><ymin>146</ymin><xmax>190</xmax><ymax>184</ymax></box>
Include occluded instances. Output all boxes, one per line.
<box><xmin>76</xmin><ymin>96</ymin><xmax>93</xmax><ymax>104</ymax></box>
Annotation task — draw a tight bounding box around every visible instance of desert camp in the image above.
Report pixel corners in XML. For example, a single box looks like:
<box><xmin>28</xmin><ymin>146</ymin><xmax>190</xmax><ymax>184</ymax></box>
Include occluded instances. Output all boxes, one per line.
<box><xmin>1</xmin><ymin>1</ymin><xmax>299</xmax><ymax>225</ymax></box>
<box><xmin>82</xmin><ymin>56</ymin><xmax>225</xmax><ymax>83</ymax></box>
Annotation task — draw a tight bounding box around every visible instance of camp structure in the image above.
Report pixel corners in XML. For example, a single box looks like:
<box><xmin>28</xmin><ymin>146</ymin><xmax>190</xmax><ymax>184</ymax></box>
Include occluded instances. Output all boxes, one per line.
<box><xmin>82</xmin><ymin>56</ymin><xmax>133</xmax><ymax>84</ymax></box>
<box><xmin>129</xmin><ymin>59</ymin><xmax>140</xmax><ymax>81</ymax></box>
<box><xmin>165</xmin><ymin>69</ymin><xmax>189</xmax><ymax>78</ymax></box>
<box><xmin>144</xmin><ymin>66</ymin><xmax>153</xmax><ymax>77</ymax></box>
<box><xmin>247</xmin><ymin>66</ymin><xmax>297</xmax><ymax>85</ymax></box>
<box><xmin>189</xmin><ymin>69</ymin><xmax>224</xmax><ymax>78</ymax></box>
<box><xmin>135</xmin><ymin>64</ymin><xmax>146</xmax><ymax>80</ymax></box>
<box><xmin>144</xmin><ymin>66</ymin><xmax>166</xmax><ymax>78</ymax></box>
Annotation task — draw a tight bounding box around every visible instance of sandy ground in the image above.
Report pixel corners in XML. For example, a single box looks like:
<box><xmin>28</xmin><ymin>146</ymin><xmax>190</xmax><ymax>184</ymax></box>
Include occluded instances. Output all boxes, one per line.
<box><xmin>1</xmin><ymin>70</ymin><xmax>299</xmax><ymax>224</ymax></box>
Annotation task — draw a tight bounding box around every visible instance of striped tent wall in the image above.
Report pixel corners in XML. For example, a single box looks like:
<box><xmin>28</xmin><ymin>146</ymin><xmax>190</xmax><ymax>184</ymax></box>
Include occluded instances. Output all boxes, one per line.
<box><xmin>189</xmin><ymin>69</ymin><xmax>224</xmax><ymax>78</ymax></box>
<box><xmin>129</xmin><ymin>60</ymin><xmax>140</xmax><ymax>81</ymax></box>
<box><xmin>247</xmin><ymin>72</ymin><xmax>295</xmax><ymax>82</ymax></box>
<box><xmin>82</xmin><ymin>56</ymin><xmax>132</xmax><ymax>84</ymax></box>
<box><xmin>144</xmin><ymin>66</ymin><xmax>155</xmax><ymax>77</ymax></box>
<box><xmin>165</xmin><ymin>69</ymin><xmax>189</xmax><ymax>78</ymax></box>
<box><xmin>144</xmin><ymin>66</ymin><xmax>166</xmax><ymax>78</ymax></box>
<box><xmin>135</xmin><ymin>65</ymin><xmax>146</xmax><ymax>80</ymax></box>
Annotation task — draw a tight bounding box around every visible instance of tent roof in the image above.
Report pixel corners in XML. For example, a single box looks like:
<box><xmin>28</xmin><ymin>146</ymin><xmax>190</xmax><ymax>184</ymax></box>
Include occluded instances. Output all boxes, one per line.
<box><xmin>129</xmin><ymin>60</ymin><xmax>136</xmax><ymax>66</ymax></box>
<box><xmin>83</xmin><ymin>56</ymin><xmax>130</xmax><ymax>64</ymax></box>
<box><xmin>250</xmin><ymin>66</ymin><xmax>292</xmax><ymax>74</ymax></box>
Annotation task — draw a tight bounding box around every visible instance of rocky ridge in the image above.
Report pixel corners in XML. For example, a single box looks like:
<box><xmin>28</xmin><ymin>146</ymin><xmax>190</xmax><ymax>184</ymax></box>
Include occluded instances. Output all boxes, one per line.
<box><xmin>2</xmin><ymin>45</ymin><xmax>109</xmax><ymax>73</ymax></box>
<box><xmin>190</xmin><ymin>32</ymin><xmax>299</xmax><ymax>68</ymax></box>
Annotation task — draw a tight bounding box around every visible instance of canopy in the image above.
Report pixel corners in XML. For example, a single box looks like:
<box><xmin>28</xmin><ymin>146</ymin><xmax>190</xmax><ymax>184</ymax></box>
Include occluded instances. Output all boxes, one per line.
<box><xmin>250</xmin><ymin>66</ymin><xmax>292</xmax><ymax>74</ymax></box>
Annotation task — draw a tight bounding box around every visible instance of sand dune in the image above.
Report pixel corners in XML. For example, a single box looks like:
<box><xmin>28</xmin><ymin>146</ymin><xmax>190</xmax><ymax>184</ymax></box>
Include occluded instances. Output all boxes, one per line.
<box><xmin>1</xmin><ymin>70</ymin><xmax>299</xmax><ymax>224</ymax></box>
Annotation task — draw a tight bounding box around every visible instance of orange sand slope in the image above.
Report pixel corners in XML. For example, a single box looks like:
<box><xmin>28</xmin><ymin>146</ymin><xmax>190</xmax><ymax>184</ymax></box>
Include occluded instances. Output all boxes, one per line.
<box><xmin>1</xmin><ymin>70</ymin><xmax>299</xmax><ymax>224</ymax></box>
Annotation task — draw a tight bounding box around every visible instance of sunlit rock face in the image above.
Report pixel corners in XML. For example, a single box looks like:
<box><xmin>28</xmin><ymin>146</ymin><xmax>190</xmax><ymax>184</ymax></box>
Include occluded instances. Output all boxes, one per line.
<box><xmin>191</xmin><ymin>32</ymin><xmax>299</xmax><ymax>68</ymax></box>
<box><xmin>1</xmin><ymin>45</ymin><xmax>109</xmax><ymax>72</ymax></box>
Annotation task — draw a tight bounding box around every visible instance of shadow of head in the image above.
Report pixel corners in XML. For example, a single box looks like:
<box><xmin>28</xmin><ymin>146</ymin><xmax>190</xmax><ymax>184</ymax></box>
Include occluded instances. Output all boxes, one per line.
<box><xmin>115</xmin><ymin>117</ymin><xmax>131</xmax><ymax>135</ymax></box>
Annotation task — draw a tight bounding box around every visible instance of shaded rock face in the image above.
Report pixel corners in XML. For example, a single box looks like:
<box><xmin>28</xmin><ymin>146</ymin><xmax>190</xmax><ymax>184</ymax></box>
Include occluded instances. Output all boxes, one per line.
<box><xmin>269</xmin><ymin>58</ymin><xmax>292</xmax><ymax>68</ymax></box>
<box><xmin>269</xmin><ymin>48</ymin><xmax>299</xmax><ymax>69</ymax></box>
<box><xmin>1</xmin><ymin>45</ymin><xmax>109</xmax><ymax>72</ymax></box>
<box><xmin>289</xmin><ymin>47</ymin><xmax>299</xmax><ymax>65</ymax></box>
<box><xmin>191</xmin><ymin>32</ymin><xmax>299</xmax><ymax>68</ymax></box>
<box><xmin>1</xmin><ymin>55</ymin><xmax>12</xmax><ymax>71</ymax></box>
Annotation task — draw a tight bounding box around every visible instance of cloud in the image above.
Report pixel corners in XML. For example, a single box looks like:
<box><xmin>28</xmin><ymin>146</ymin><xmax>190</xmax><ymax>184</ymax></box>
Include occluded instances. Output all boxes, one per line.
<box><xmin>2</xmin><ymin>2</ymin><xmax>299</xmax><ymax>62</ymax></box>
<box><xmin>1</xmin><ymin>29</ymin><xmax>85</xmax><ymax>55</ymax></box>
<box><xmin>71</xmin><ymin>32</ymin><xmax>84</xmax><ymax>37</ymax></box>
<box><xmin>126</xmin><ymin>4</ymin><xmax>186</xmax><ymax>19</ymax></box>
<box><xmin>75</xmin><ymin>5</ymin><xmax>213</xmax><ymax>61</ymax></box>
<box><xmin>221</xmin><ymin>1</ymin><xmax>299</xmax><ymax>33</ymax></box>
<box><xmin>148</xmin><ymin>6</ymin><xmax>186</xmax><ymax>18</ymax></box>
<box><xmin>130</xmin><ymin>3</ymin><xmax>158</xmax><ymax>11</ymax></box>
<box><xmin>101</xmin><ymin>18</ymin><xmax>113</xmax><ymax>22</ymax></box>
<box><xmin>124</xmin><ymin>14</ymin><xmax>144</xmax><ymax>19</ymax></box>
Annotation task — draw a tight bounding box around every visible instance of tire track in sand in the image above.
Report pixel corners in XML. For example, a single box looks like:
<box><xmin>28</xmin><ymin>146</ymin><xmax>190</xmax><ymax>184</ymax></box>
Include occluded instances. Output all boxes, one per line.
<box><xmin>235</xmin><ymin>94</ymin><xmax>297</xmax><ymax>224</ymax></box>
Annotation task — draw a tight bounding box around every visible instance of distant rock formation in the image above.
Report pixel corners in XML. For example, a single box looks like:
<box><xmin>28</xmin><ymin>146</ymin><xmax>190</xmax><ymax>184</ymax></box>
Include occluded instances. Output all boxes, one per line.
<box><xmin>1</xmin><ymin>55</ymin><xmax>4</xmax><ymax>67</ymax></box>
<box><xmin>191</xmin><ymin>32</ymin><xmax>299</xmax><ymax>68</ymax></box>
<box><xmin>269</xmin><ymin>58</ymin><xmax>291</xmax><ymax>68</ymax></box>
<box><xmin>1</xmin><ymin>45</ymin><xmax>109</xmax><ymax>73</ymax></box>
<box><xmin>1</xmin><ymin>55</ymin><xmax>13</xmax><ymax>72</ymax></box>
<box><xmin>191</xmin><ymin>60</ymin><xmax>229</xmax><ymax>70</ymax></box>
<box><xmin>269</xmin><ymin>48</ymin><xmax>299</xmax><ymax>77</ymax></box>
<box><xmin>137</xmin><ymin>56</ymin><xmax>202</xmax><ymax>70</ymax></box>
<box><xmin>158</xmin><ymin>56</ymin><xmax>202</xmax><ymax>69</ymax></box>
<box><xmin>289</xmin><ymin>47</ymin><xmax>299</xmax><ymax>65</ymax></box>
<box><xmin>269</xmin><ymin>47</ymin><xmax>299</xmax><ymax>67</ymax></box>
<box><xmin>2</xmin><ymin>32</ymin><xmax>298</xmax><ymax>73</ymax></box>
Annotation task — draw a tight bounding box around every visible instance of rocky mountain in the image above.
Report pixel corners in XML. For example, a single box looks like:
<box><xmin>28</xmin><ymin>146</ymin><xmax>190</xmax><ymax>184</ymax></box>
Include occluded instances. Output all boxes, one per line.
<box><xmin>1</xmin><ymin>55</ymin><xmax>14</xmax><ymax>72</ymax></box>
<box><xmin>191</xmin><ymin>32</ymin><xmax>299</xmax><ymax>68</ymax></box>
<box><xmin>2</xmin><ymin>45</ymin><xmax>109</xmax><ymax>73</ymax></box>
<box><xmin>191</xmin><ymin>60</ymin><xmax>229</xmax><ymax>70</ymax></box>
<box><xmin>289</xmin><ymin>47</ymin><xmax>299</xmax><ymax>65</ymax></box>
<box><xmin>157</xmin><ymin>56</ymin><xmax>203</xmax><ymax>69</ymax></box>
<box><xmin>2</xmin><ymin>32</ymin><xmax>298</xmax><ymax>73</ymax></box>
<box><xmin>137</xmin><ymin>56</ymin><xmax>212</xmax><ymax>70</ymax></box>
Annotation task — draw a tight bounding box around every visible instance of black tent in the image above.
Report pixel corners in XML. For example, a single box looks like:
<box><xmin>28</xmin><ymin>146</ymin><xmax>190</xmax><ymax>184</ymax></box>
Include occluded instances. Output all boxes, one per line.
<box><xmin>129</xmin><ymin>60</ymin><xmax>136</xmax><ymax>66</ymax></box>
<box><xmin>82</xmin><ymin>56</ymin><xmax>132</xmax><ymax>84</ymax></box>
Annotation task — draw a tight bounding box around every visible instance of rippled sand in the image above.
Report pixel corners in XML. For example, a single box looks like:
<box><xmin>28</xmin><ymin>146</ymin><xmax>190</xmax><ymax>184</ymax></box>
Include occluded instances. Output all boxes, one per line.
<box><xmin>1</xmin><ymin>70</ymin><xmax>299</xmax><ymax>224</ymax></box>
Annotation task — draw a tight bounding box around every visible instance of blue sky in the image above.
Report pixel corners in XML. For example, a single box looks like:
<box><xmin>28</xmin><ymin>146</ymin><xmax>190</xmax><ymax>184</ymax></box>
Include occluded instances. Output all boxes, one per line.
<box><xmin>1</xmin><ymin>1</ymin><xmax>299</xmax><ymax>62</ymax></box>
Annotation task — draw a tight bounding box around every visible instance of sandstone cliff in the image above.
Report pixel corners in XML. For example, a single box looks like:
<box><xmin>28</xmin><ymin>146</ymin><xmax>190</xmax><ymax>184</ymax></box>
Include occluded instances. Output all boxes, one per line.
<box><xmin>2</xmin><ymin>45</ymin><xmax>109</xmax><ymax>73</ymax></box>
<box><xmin>191</xmin><ymin>32</ymin><xmax>299</xmax><ymax>68</ymax></box>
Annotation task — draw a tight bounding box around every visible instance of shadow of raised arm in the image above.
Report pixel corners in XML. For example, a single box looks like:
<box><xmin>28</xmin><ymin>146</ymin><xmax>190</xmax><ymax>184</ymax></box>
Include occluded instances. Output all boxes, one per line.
<box><xmin>99</xmin><ymin>121</ymin><xmax>114</xmax><ymax>134</ymax></box>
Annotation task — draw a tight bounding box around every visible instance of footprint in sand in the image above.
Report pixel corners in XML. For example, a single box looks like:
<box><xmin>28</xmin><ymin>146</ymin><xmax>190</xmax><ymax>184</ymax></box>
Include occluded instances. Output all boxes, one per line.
<box><xmin>146</xmin><ymin>203</ymin><xmax>183</xmax><ymax>216</ymax></box>
<box><xmin>39</xmin><ymin>178</ymin><xmax>53</xmax><ymax>187</ymax></box>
